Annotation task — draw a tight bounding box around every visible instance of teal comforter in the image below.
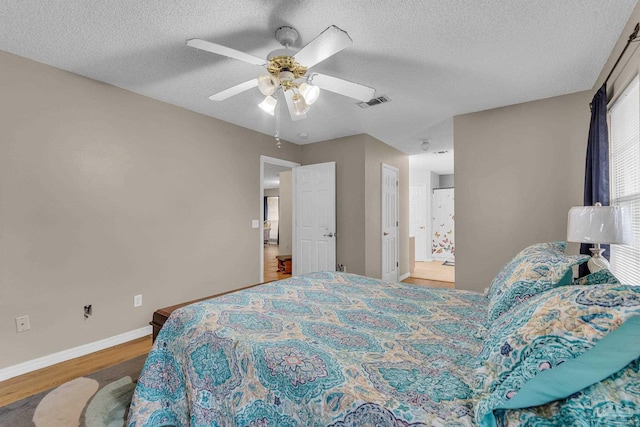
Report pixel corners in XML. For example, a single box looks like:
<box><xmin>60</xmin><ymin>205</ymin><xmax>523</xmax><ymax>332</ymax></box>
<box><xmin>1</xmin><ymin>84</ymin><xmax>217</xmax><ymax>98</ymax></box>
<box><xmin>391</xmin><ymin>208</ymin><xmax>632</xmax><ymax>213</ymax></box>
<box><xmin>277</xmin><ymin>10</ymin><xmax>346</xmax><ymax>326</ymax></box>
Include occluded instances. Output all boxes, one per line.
<box><xmin>127</xmin><ymin>272</ymin><xmax>488</xmax><ymax>426</ymax></box>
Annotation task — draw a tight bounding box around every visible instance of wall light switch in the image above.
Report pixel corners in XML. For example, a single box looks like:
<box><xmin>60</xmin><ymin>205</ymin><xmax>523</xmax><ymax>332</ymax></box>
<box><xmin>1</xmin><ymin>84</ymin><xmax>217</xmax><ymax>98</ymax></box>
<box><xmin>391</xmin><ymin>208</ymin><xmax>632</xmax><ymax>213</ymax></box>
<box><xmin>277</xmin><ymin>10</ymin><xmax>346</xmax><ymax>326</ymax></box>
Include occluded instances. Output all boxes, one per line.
<box><xmin>134</xmin><ymin>294</ymin><xmax>142</xmax><ymax>307</ymax></box>
<box><xmin>252</xmin><ymin>220</ymin><xmax>259</xmax><ymax>228</ymax></box>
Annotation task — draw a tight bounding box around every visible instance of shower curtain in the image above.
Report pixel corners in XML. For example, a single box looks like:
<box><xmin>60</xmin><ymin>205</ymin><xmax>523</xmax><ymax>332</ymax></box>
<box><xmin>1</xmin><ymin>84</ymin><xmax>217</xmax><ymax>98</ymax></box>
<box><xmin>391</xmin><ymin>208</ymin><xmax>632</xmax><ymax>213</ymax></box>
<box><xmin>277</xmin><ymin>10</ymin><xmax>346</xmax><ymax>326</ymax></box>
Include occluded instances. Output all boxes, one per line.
<box><xmin>432</xmin><ymin>188</ymin><xmax>455</xmax><ymax>261</ymax></box>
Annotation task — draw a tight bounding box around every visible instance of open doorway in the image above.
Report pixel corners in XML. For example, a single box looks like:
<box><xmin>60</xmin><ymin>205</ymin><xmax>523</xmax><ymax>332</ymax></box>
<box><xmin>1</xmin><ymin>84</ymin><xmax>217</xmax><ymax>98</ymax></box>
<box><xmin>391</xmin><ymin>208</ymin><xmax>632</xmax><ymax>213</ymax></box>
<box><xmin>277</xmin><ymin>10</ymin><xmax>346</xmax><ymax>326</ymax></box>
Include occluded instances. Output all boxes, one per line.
<box><xmin>260</xmin><ymin>156</ymin><xmax>300</xmax><ymax>283</ymax></box>
<box><xmin>409</xmin><ymin>150</ymin><xmax>455</xmax><ymax>286</ymax></box>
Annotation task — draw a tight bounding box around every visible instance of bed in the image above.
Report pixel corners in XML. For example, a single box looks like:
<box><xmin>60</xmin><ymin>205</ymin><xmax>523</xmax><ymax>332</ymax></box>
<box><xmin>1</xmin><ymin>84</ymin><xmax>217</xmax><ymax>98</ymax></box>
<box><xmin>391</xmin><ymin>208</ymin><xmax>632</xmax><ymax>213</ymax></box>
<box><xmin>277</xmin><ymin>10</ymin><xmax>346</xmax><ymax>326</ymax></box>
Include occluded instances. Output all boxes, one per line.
<box><xmin>127</xmin><ymin>242</ymin><xmax>640</xmax><ymax>426</ymax></box>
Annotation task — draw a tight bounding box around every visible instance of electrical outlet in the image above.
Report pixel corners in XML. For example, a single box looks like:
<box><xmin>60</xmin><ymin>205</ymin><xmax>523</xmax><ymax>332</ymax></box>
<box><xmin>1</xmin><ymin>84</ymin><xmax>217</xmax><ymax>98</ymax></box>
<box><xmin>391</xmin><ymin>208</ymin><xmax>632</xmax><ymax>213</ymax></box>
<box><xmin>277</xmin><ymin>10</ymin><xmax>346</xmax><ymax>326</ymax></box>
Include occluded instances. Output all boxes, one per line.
<box><xmin>134</xmin><ymin>294</ymin><xmax>142</xmax><ymax>307</ymax></box>
<box><xmin>252</xmin><ymin>220</ymin><xmax>259</xmax><ymax>228</ymax></box>
<box><xmin>15</xmin><ymin>315</ymin><xmax>30</xmax><ymax>333</ymax></box>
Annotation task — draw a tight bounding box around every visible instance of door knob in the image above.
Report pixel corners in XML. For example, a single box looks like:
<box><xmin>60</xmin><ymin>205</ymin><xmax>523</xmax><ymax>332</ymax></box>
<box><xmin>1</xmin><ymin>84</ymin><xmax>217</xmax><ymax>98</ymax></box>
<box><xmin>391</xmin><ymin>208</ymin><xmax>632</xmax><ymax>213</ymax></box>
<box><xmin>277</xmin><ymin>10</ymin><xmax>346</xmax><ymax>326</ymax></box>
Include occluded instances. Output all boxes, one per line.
<box><xmin>324</xmin><ymin>232</ymin><xmax>334</xmax><ymax>237</ymax></box>
<box><xmin>383</xmin><ymin>232</ymin><xmax>389</xmax><ymax>236</ymax></box>
<box><xmin>419</xmin><ymin>226</ymin><xmax>425</xmax><ymax>229</ymax></box>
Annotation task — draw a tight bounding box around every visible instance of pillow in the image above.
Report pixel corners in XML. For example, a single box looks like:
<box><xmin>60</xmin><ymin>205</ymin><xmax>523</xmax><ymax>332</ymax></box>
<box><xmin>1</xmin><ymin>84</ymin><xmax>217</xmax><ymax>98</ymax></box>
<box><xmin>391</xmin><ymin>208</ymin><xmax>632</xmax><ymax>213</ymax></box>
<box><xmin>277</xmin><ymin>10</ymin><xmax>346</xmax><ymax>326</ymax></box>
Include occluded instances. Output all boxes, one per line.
<box><xmin>486</xmin><ymin>242</ymin><xmax>567</xmax><ymax>301</ymax></box>
<box><xmin>475</xmin><ymin>284</ymin><xmax>640</xmax><ymax>427</ymax></box>
<box><xmin>496</xmin><ymin>357</ymin><xmax>640</xmax><ymax>426</ymax></box>
<box><xmin>571</xmin><ymin>269</ymin><xmax>620</xmax><ymax>286</ymax></box>
<box><xmin>487</xmin><ymin>242</ymin><xmax>589</xmax><ymax>321</ymax></box>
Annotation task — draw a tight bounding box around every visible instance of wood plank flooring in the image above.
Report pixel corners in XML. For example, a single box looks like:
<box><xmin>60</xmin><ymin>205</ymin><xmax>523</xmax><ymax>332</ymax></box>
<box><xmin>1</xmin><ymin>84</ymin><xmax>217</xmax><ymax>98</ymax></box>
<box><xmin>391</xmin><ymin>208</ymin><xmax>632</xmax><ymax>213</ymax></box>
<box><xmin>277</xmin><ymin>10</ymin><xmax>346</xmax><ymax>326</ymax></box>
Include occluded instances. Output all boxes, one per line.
<box><xmin>401</xmin><ymin>276</ymin><xmax>455</xmax><ymax>288</ymax></box>
<box><xmin>264</xmin><ymin>244</ymin><xmax>291</xmax><ymax>282</ymax></box>
<box><xmin>0</xmin><ymin>335</ymin><xmax>152</xmax><ymax>408</ymax></box>
<box><xmin>412</xmin><ymin>260</ymin><xmax>455</xmax><ymax>283</ymax></box>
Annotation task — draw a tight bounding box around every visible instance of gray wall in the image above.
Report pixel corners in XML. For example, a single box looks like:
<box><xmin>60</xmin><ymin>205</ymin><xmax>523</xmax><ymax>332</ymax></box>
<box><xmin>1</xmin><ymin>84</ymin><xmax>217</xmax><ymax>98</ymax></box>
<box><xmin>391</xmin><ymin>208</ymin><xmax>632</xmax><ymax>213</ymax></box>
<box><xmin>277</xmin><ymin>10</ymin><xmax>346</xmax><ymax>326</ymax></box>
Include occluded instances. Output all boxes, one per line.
<box><xmin>439</xmin><ymin>174</ymin><xmax>454</xmax><ymax>188</ymax></box>
<box><xmin>300</xmin><ymin>134</ymin><xmax>410</xmax><ymax>279</ymax></box>
<box><xmin>300</xmin><ymin>135</ymin><xmax>368</xmax><ymax>275</ymax></box>
<box><xmin>363</xmin><ymin>135</ymin><xmax>410</xmax><ymax>278</ymax></box>
<box><xmin>0</xmin><ymin>49</ymin><xmax>409</xmax><ymax>369</ymax></box>
<box><xmin>0</xmin><ymin>50</ymin><xmax>302</xmax><ymax>368</ymax></box>
<box><xmin>453</xmin><ymin>0</ymin><xmax>640</xmax><ymax>292</ymax></box>
<box><xmin>454</xmin><ymin>91</ymin><xmax>591</xmax><ymax>292</ymax></box>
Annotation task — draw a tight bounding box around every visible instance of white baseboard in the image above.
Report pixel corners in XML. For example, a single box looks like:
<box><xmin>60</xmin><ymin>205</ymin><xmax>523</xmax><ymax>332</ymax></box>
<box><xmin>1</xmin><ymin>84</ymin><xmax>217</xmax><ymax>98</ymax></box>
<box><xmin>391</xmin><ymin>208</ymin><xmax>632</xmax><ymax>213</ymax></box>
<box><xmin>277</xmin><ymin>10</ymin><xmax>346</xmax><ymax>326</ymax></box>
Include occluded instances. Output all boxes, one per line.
<box><xmin>399</xmin><ymin>272</ymin><xmax>410</xmax><ymax>281</ymax></box>
<box><xmin>0</xmin><ymin>325</ymin><xmax>152</xmax><ymax>382</ymax></box>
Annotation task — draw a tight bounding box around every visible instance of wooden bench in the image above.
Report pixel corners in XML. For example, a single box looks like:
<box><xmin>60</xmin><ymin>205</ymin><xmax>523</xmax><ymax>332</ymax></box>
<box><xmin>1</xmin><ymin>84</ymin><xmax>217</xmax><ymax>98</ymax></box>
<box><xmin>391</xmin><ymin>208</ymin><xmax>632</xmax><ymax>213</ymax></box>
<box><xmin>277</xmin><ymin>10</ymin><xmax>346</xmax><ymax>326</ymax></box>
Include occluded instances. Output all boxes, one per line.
<box><xmin>276</xmin><ymin>255</ymin><xmax>292</xmax><ymax>274</ymax></box>
<box><xmin>150</xmin><ymin>282</ymin><xmax>265</xmax><ymax>341</ymax></box>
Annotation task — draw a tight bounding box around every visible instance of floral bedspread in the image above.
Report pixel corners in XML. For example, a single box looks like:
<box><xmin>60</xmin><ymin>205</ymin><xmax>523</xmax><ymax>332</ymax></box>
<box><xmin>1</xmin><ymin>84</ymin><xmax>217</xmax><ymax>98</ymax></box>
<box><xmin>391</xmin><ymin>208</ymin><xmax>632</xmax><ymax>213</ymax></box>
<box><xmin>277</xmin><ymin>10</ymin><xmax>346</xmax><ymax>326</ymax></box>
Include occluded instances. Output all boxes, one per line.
<box><xmin>127</xmin><ymin>272</ymin><xmax>488</xmax><ymax>426</ymax></box>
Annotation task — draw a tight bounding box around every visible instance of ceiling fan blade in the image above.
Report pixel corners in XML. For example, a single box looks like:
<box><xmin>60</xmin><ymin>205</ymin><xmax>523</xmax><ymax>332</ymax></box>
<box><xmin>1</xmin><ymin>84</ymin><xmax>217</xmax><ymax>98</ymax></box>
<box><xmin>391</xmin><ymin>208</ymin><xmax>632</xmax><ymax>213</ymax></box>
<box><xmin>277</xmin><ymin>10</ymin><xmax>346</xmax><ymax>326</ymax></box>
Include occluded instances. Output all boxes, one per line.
<box><xmin>209</xmin><ymin>79</ymin><xmax>258</xmax><ymax>101</ymax></box>
<box><xmin>311</xmin><ymin>73</ymin><xmax>375</xmax><ymax>102</ymax></box>
<box><xmin>294</xmin><ymin>25</ymin><xmax>352</xmax><ymax>68</ymax></box>
<box><xmin>284</xmin><ymin>90</ymin><xmax>306</xmax><ymax>121</ymax></box>
<box><xmin>187</xmin><ymin>39</ymin><xmax>265</xmax><ymax>66</ymax></box>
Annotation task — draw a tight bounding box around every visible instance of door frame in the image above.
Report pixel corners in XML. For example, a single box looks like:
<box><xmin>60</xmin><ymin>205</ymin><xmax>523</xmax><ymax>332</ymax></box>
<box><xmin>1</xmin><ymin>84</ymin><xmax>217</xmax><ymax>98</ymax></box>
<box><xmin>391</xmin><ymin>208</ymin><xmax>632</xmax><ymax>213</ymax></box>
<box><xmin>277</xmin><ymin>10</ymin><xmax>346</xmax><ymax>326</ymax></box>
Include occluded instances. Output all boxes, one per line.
<box><xmin>260</xmin><ymin>156</ymin><xmax>300</xmax><ymax>283</ymax></box>
<box><xmin>381</xmin><ymin>163</ymin><xmax>399</xmax><ymax>282</ymax></box>
<box><xmin>410</xmin><ymin>183</ymin><xmax>428</xmax><ymax>261</ymax></box>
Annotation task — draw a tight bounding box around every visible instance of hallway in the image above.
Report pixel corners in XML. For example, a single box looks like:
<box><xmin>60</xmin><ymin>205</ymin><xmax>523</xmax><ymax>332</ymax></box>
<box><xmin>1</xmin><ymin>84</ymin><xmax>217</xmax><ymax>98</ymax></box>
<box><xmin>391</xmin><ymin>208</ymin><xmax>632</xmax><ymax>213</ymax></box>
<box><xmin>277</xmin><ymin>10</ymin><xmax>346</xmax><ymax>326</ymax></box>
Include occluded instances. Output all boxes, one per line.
<box><xmin>263</xmin><ymin>244</ymin><xmax>292</xmax><ymax>283</ymax></box>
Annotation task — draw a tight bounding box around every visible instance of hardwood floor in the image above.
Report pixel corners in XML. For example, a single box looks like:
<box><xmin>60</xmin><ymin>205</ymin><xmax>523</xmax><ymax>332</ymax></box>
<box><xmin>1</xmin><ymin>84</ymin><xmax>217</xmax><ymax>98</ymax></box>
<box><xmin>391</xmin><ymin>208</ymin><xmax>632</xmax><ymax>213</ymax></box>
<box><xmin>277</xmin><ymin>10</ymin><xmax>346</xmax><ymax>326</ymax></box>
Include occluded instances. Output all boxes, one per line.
<box><xmin>411</xmin><ymin>260</ymin><xmax>455</xmax><ymax>283</ymax></box>
<box><xmin>401</xmin><ymin>276</ymin><xmax>455</xmax><ymax>288</ymax></box>
<box><xmin>264</xmin><ymin>243</ymin><xmax>292</xmax><ymax>282</ymax></box>
<box><xmin>0</xmin><ymin>335</ymin><xmax>152</xmax><ymax>408</ymax></box>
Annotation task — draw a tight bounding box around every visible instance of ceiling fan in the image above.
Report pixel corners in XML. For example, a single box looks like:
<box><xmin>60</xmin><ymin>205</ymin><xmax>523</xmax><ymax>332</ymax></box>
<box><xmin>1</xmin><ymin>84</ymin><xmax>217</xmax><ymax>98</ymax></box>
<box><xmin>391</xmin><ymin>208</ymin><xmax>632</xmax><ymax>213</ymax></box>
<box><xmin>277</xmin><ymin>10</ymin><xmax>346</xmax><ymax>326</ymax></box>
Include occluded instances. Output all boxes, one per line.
<box><xmin>186</xmin><ymin>25</ymin><xmax>376</xmax><ymax>121</ymax></box>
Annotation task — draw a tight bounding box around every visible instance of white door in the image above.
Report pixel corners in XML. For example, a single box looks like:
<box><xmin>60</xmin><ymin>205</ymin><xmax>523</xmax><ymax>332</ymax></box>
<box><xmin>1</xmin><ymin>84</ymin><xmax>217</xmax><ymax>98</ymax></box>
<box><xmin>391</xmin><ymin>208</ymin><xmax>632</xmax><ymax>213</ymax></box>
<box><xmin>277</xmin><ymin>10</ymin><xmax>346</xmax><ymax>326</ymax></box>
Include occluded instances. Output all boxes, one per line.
<box><xmin>409</xmin><ymin>184</ymin><xmax>428</xmax><ymax>261</ymax></box>
<box><xmin>293</xmin><ymin>162</ymin><xmax>336</xmax><ymax>275</ymax></box>
<box><xmin>382</xmin><ymin>164</ymin><xmax>399</xmax><ymax>282</ymax></box>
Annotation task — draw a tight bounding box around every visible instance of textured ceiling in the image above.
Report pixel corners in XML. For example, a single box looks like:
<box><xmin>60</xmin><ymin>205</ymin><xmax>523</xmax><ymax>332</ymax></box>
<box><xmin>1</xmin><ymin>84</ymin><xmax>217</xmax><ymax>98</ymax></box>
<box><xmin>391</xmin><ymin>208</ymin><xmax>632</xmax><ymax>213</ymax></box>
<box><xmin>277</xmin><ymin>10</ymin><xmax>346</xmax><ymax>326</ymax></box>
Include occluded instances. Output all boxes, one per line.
<box><xmin>0</xmin><ymin>0</ymin><xmax>636</xmax><ymax>155</ymax></box>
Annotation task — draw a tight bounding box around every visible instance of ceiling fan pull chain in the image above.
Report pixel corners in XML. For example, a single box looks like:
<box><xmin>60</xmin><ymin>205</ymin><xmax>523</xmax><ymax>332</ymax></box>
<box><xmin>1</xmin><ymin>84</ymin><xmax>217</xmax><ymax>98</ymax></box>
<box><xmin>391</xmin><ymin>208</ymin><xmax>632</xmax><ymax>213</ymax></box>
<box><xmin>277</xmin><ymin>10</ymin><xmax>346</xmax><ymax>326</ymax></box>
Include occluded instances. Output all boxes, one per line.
<box><xmin>275</xmin><ymin>93</ymin><xmax>282</xmax><ymax>148</ymax></box>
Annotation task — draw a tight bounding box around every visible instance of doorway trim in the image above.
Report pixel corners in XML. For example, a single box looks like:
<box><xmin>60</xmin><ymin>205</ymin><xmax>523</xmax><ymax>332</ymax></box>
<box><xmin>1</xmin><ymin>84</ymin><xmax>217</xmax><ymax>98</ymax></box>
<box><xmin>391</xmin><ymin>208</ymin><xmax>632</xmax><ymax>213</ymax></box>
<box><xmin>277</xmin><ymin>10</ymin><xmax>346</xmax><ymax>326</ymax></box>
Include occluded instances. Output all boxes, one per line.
<box><xmin>260</xmin><ymin>155</ymin><xmax>300</xmax><ymax>283</ymax></box>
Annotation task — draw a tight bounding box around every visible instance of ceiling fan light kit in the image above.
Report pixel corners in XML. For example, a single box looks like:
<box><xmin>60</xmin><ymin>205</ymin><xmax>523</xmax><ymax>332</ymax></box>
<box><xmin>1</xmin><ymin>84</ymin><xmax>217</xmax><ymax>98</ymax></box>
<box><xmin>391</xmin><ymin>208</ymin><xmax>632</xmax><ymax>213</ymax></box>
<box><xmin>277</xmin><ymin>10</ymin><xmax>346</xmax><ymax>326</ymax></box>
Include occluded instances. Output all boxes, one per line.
<box><xmin>292</xmin><ymin>93</ymin><xmax>310</xmax><ymax>115</ymax></box>
<box><xmin>186</xmin><ymin>24</ymin><xmax>376</xmax><ymax>126</ymax></box>
<box><xmin>299</xmin><ymin>82</ymin><xmax>320</xmax><ymax>105</ymax></box>
<box><xmin>257</xmin><ymin>74</ymin><xmax>277</xmax><ymax>96</ymax></box>
<box><xmin>258</xmin><ymin>95</ymin><xmax>278</xmax><ymax>115</ymax></box>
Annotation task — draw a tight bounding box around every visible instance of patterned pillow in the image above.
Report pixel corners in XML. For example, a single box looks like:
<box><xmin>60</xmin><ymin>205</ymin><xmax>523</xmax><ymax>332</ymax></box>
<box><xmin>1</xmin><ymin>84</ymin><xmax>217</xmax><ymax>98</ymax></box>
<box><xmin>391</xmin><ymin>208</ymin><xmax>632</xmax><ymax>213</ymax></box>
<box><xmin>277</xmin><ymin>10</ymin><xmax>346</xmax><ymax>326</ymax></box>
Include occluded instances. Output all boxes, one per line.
<box><xmin>475</xmin><ymin>284</ymin><xmax>640</xmax><ymax>427</ymax></box>
<box><xmin>571</xmin><ymin>269</ymin><xmax>621</xmax><ymax>286</ymax></box>
<box><xmin>497</xmin><ymin>358</ymin><xmax>640</xmax><ymax>426</ymax></box>
<box><xmin>486</xmin><ymin>243</ymin><xmax>589</xmax><ymax>321</ymax></box>
<box><xmin>487</xmin><ymin>242</ymin><xmax>567</xmax><ymax>301</ymax></box>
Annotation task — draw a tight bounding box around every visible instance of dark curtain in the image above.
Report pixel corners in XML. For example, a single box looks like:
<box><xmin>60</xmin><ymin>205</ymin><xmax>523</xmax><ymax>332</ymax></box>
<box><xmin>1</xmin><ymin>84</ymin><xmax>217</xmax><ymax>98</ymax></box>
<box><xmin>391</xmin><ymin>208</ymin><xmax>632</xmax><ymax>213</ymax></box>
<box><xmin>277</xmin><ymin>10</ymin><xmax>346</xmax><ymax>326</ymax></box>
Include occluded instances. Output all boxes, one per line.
<box><xmin>264</xmin><ymin>197</ymin><xmax>268</xmax><ymax>243</ymax></box>
<box><xmin>580</xmin><ymin>83</ymin><xmax>610</xmax><ymax>276</ymax></box>
<box><xmin>264</xmin><ymin>197</ymin><xmax>268</xmax><ymax>223</ymax></box>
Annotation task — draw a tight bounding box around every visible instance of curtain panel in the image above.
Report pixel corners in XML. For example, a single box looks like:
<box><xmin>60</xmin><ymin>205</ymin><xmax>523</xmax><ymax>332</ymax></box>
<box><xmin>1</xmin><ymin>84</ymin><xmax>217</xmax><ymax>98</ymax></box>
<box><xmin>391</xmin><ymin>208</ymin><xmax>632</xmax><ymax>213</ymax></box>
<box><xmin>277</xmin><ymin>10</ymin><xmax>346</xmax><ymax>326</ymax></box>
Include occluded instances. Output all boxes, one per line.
<box><xmin>580</xmin><ymin>84</ymin><xmax>610</xmax><ymax>276</ymax></box>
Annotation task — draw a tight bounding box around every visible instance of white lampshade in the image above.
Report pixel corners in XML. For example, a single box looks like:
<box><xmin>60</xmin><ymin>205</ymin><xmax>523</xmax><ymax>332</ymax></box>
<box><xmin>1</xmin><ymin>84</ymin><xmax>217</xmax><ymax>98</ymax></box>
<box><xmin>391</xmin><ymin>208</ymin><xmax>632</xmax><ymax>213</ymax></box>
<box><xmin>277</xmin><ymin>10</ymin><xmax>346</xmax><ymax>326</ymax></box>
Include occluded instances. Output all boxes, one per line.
<box><xmin>567</xmin><ymin>205</ymin><xmax>633</xmax><ymax>244</ymax></box>
<box><xmin>292</xmin><ymin>93</ymin><xmax>310</xmax><ymax>115</ymax></box>
<box><xmin>257</xmin><ymin>74</ymin><xmax>278</xmax><ymax>96</ymax></box>
<box><xmin>258</xmin><ymin>95</ymin><xmax>277</xmax><ymax>115</ymax></box>
<box><xmin>299</xmin><ymin>83</ymin><xmax>320</xmax><ymax>105</ymax></box>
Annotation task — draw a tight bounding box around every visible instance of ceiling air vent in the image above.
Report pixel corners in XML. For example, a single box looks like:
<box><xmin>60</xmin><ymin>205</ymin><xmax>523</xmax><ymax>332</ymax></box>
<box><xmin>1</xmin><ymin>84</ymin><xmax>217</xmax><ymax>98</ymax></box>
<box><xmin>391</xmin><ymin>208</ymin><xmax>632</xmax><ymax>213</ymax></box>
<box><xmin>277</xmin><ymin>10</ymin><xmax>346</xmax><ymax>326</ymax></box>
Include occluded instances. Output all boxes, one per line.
<box><xmin>357</xmin><ymin>95</ymin><xmax>391</xmax><ymax>108</ymax></box>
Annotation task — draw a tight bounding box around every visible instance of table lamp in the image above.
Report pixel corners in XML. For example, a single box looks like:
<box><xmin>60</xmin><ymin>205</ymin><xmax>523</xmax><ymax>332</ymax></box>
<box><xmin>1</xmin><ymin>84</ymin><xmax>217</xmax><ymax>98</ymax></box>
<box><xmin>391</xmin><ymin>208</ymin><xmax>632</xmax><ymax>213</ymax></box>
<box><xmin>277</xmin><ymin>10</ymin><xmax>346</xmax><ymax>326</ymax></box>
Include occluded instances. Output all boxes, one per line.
<box><xmin>567</xmin><ymin>202</ymin><xmax>633</xmax><ymax>273</ymax></box>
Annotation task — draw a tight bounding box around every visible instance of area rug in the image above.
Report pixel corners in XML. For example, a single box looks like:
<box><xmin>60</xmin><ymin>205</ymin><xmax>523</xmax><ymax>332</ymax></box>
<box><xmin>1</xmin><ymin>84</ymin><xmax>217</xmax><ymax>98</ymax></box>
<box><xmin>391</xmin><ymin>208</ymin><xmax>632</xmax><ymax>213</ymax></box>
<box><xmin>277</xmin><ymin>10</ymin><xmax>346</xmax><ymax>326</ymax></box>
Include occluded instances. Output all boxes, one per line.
<box><xmin>0</xmin><ymin>355</ymin><xmax>147</xmax><ymax>427</ymax></box>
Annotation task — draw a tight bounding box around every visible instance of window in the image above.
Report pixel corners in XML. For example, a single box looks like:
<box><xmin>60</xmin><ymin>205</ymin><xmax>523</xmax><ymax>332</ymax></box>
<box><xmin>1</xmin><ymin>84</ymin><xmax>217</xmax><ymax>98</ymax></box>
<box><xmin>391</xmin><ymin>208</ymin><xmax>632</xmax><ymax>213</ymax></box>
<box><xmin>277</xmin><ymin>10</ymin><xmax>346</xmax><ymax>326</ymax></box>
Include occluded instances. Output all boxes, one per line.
<box><xmin>609</xmin><ymin>76</ymin><xmax>640</xmax><ymax>284</ymax></box>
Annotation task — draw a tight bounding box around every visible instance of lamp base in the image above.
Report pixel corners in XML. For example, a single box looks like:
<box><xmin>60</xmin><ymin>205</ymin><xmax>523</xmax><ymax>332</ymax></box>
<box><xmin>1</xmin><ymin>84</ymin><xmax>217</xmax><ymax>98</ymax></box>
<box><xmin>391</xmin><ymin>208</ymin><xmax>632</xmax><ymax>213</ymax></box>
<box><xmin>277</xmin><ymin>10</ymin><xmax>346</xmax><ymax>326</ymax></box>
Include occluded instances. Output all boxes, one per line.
<box><xmin>588</xmin><ymin>246</ymin><xmax>610</xmax><ymax>273</ymax></box>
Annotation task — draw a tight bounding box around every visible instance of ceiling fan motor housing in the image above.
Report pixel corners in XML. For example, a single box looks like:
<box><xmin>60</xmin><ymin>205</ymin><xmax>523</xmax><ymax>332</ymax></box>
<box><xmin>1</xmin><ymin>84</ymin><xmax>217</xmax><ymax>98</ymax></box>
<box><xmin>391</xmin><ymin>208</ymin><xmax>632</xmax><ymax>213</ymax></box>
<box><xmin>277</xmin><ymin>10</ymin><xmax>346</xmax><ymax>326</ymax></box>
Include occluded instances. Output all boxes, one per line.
<box><xmin>274</xmin><ymin>26</ymin><xmax>299</xmax><ymax>47</ymax></box>
<box><xmin>266</xmin><ymin>55</ymin><xmax>307</xmax><ymax>89</ymax></box>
